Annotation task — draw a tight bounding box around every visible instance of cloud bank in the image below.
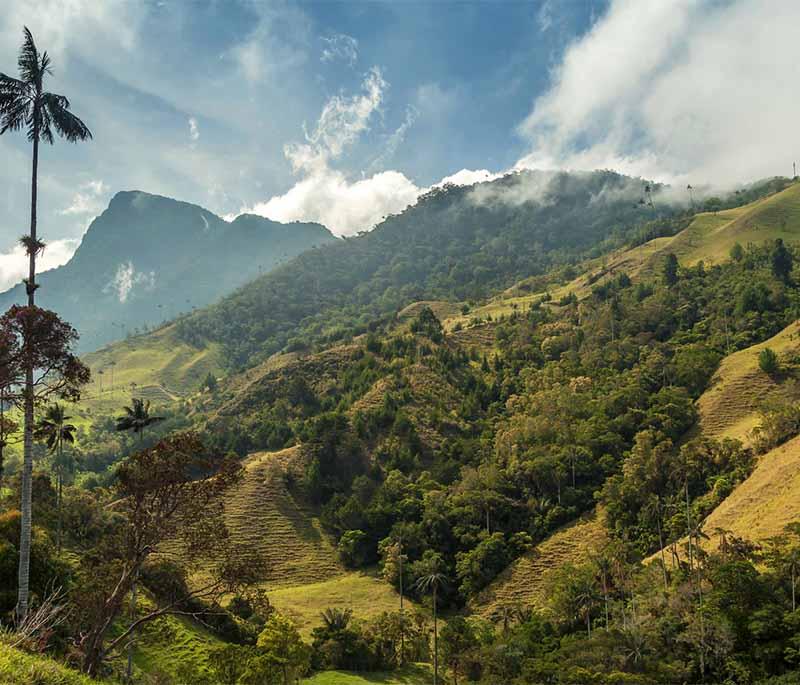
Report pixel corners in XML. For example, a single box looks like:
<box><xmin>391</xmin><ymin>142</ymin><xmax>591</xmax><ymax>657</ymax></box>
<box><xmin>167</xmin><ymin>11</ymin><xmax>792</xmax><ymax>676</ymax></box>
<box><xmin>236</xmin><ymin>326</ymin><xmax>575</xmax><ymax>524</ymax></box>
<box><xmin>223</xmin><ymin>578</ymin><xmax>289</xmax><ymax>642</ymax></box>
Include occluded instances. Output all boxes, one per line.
<box><xmin>517</xmin><ymin>0</ymin><xmax>800</xmax><ymax>185</ymax></box>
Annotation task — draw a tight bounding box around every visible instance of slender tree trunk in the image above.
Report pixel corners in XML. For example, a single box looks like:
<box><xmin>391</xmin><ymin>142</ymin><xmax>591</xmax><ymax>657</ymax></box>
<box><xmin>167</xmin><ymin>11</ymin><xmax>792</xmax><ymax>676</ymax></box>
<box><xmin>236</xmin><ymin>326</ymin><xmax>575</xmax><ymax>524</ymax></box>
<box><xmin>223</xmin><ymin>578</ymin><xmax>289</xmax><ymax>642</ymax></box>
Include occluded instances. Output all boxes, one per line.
<box><xmin>126</xmin><ymin>569</ymin><xmax>138</xmax><ymax>682</ymax></box>
<box><xmin>792</xmin><ymin>564</ymin><xmax>796</xmax><ymax>613</ymax></box>
<box><xmin>56</xmin><ymin>469</ymin><xmax>63</xmax><ymax>555</ymax></box>
<box><xmin>685</xmin><ymin>481</ymin><xmax>694</xmax><ymax>574</ymax></box>
<box><xmin>656</xmin><ymin>508</ymin><xmax>669</xmax><ymax>591</ymax></box>
<box><xmin>399</xmin><ymin>539</ymin><xmax>404</xmax><ymax>666</ymax></box>
<box><xmin>17</xmin><ymin>127</ymin><xmax>39</xmax><ymax>622</ymax></box>
<box><xmin>432</xmin><ymin>587</ymin><xmax>438</xmax><ymax>685</ymax></box>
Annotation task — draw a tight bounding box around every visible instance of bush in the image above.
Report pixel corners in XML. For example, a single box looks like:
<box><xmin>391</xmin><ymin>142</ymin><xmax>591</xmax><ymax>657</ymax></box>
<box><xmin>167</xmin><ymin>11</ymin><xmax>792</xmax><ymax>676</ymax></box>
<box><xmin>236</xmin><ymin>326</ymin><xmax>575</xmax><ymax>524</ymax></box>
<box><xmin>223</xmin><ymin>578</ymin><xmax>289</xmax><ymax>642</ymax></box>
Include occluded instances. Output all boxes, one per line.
<box><xmin>759</xmin><ymin>347</ymin><xmax>780</xmax><ymax>375</ymax></box>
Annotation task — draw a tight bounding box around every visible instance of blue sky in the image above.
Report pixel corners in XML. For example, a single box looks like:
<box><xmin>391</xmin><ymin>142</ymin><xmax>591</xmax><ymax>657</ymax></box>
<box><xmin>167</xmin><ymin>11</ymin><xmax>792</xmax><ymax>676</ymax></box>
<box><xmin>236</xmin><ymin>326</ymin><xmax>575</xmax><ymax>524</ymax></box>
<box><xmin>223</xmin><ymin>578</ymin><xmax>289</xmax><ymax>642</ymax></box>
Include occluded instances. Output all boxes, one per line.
<box><xmin>0</xmin><ymin>0</ymin><xmax>798</xmax><ymax>289</ymax></box>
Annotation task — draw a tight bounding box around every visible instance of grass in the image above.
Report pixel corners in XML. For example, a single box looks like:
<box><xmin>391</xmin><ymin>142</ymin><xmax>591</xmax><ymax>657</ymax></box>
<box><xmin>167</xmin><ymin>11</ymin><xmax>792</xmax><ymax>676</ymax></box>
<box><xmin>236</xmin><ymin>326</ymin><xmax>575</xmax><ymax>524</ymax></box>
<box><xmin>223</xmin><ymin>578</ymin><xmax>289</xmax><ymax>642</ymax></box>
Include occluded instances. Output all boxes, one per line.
<box><xmin>0</xmin><ymin>644</ymin><xmax>110</xmax><ymax>685</ymax></box>
<box><xmin>696</xmin><ymin>320</ymin><xmax>800</xmax><ymax>444</ymax></box>
<box><xmin>78</xmin><ymin>323</ymin><xmax>223</xmax><ymax>416</ymax></box>
<box><xmin>301</xmin><ymin>664</ymin><xmax>431</xmax><ymax>684</ymax></box>
<box><xmin>222</xmin><ymin>448</ymin><xmax>344</xmax><ymax>589</ymax></box>
<box><xmin>471</xmin><ymin>510</ymin><xmax>607</xmax><ymax>619</ymax></box>
<box><xmin>268</xmin><ymin>571</ymin><xmax>408</xmax><ymax>639</ymax></box>
<box><xmin>702</xmin><ymin>434</ymin><xmax>800</xmax><ymax>544</ymax></box>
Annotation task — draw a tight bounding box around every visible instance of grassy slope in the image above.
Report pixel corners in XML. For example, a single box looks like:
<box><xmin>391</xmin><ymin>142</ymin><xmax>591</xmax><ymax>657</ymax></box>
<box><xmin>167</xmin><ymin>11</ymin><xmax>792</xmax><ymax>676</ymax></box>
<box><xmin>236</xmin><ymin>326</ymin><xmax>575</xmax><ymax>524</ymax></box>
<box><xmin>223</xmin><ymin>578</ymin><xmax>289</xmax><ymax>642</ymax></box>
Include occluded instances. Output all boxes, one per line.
<box><xmin>471</xmin><ymin>511</ymin><xmax>607</xmax><ymax>618</ymax></box>
<box><xmin>78</xmin><ymin>324</ymin><xmax>223</xmax><ymax>416</ymax></box>
<box><xmin>0</xmin><ymin>645</ymin><xmax>110</xmax><ymax>685</ymax></box>
<box><xmin>696</xmin><ymin>320</ymin><xmax>800</xmax><ymax>444</ymax></box>
<box><xmin>302</xmin><ymin>664</ymin><xmax>430</xmax><ymax>684</ymax></box>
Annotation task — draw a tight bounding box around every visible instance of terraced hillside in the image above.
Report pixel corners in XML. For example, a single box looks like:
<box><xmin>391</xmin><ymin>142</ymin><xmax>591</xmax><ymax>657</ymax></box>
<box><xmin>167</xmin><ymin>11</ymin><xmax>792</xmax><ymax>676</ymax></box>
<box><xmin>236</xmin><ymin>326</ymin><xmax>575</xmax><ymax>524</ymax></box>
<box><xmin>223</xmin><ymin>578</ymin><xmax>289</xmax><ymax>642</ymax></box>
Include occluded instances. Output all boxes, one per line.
<box><xmin>697</xmin><ymin>320</ymin><xmax>800</xmax><ymax>443</ymax></box>
<box><xmin>471</xmin><ymin>511</ymin><xmax>607</xmax><ymax>619</ymax></box>
<box><xmin>224</xmin><ymin>447</ymin><xmax>342</xmax><ymax>588</ymax></box>
<box><xmin>702</xmin><ymin>434</ymin><xmax>800</xmax><ymax>543</ymax></box>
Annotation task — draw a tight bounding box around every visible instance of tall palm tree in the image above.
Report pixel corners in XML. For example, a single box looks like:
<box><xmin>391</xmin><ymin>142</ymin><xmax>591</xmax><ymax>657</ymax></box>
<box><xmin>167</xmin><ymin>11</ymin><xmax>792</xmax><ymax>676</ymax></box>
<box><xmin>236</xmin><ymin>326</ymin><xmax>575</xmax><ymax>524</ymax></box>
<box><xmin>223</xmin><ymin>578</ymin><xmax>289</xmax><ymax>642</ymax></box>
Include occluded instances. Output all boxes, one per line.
<box><xmin>34</xmin><ymin>403</ymin><xmax>76</xmax><ymax>554</ymax></box>
<box><xmin>414</xmin><ymin>571</ymin><xmax>448</xmax><ymax>685</ymax></box>
<box><xmin>115</xmin><ymin>398</ymin><xmax>164</xmax><ymax>442</ymax></box>
<box><xmin>114</xmin><ymin>397</ymin><xmax>164</xmax><ymax>681</ymax></box>
<box><xmin>1</xmin><ymin>26</ymin><xmax>92</xmax><ymax>621</ymax></box>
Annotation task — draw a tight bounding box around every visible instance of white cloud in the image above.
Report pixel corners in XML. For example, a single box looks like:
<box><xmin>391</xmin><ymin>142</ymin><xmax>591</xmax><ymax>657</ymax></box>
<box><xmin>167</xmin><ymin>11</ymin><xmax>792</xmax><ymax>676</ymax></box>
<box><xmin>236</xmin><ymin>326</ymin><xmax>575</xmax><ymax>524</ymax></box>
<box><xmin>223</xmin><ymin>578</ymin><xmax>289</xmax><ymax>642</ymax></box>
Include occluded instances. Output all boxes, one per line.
<box><xmin>105</xmin><ymin>261</ymin><xmax>156</xmax><ymax>304</ymax></box>
<box><xmin>321</xmin><ymin>33</ymin><xmax>358</xmax><ymax>66</ymax></box>
<box><xmin>188</xmin><ymin>117</ymin><xmax>200</xmax><ymax>143</ymax></box>
<box><xmin>60</xmin><ymin>180</ymin><xmax>109</xmax><ymax>216</ymax></box>
<box><xmin>435</xmin><ymin>169</ymin><xmax>502</xmax><ymax>188</ymax></box>
<box><xmin>0</xmin><ymin>238</ymin><xmax>80</xmax><ymax>292</ymax></box>
<box><xmin>537</xmin><ymin>0</ymin><xmax>554</xmax><ymax>33</ymax></box>
<box><xmin>517</xmin><ymin>0</ymin><xmax>800</xmax><ymax>186</ymax></box>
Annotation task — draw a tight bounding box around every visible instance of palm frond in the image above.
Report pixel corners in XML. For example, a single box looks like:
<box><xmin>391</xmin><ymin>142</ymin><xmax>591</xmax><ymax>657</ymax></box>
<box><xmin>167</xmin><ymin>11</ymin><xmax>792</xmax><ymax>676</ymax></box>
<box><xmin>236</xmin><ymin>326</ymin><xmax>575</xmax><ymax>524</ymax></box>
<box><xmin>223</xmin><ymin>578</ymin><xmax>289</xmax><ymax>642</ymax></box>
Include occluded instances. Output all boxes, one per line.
<box><xmin>43</xmin><ymin>92</ymin><xmax>92</xmax><ymax>142</ymax></box>
<box><xmin>18</xmin><ymin>28</ymin><xmax>40</xmax><ymax>85</ymax></box>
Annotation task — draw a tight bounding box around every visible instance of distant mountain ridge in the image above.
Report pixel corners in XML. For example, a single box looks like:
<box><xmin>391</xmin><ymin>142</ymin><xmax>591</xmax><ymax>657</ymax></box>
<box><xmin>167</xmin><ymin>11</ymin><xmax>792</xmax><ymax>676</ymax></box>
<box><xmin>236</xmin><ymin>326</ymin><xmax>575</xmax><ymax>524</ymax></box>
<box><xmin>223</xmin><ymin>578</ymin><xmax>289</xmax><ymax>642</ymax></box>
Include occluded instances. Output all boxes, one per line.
<box><xmin>0</xmin><ymin>190</ymin><xmax>335</xmax><ymax>352</ymax></box>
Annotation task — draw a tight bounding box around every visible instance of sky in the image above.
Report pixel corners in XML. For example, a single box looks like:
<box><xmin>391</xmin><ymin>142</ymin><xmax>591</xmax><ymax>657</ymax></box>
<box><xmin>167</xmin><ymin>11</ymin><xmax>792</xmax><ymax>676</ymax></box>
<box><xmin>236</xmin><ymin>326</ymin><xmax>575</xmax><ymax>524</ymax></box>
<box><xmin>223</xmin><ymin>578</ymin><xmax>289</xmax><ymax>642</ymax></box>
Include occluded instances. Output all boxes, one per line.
<box><xmin>0</xmin><ymin>0</ymin><xmax>798</xmax><ymax>290</ymax></box>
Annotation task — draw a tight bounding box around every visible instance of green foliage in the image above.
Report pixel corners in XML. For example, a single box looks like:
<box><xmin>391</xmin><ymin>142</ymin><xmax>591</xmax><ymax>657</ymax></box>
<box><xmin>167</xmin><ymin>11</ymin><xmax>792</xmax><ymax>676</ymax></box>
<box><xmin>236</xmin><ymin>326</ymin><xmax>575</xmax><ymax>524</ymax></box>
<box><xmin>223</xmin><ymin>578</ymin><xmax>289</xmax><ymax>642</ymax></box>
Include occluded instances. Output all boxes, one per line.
<box><xmin>663</xmin><ymin>252</ymin><xmax>679</xmax><ymax>286</ymax></box>
<box><xmin>760</xmin><ymin>347</ymin><xmax>781</xmax><ymax>375</ymax></box>
<box><xmin>256</xmin><ymin>613</ymin><xmax>311</xmax><ymax>685</ymax></box>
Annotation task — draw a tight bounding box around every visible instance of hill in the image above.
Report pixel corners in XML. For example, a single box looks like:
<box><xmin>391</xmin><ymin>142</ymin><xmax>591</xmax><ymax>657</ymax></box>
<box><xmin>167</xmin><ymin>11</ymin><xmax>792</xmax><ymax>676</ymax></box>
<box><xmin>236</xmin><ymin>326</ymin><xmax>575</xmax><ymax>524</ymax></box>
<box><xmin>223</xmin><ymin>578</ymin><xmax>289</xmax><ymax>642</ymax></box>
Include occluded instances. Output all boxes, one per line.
<box><xmin>0</xmin><ymin>190</ymin><xmax>334</xmax><ymax>352</ymax></box>
<box><xmin>176</xmin><ymin>170</ymin><xmax>681</xmax><ymax>367</ymax></box>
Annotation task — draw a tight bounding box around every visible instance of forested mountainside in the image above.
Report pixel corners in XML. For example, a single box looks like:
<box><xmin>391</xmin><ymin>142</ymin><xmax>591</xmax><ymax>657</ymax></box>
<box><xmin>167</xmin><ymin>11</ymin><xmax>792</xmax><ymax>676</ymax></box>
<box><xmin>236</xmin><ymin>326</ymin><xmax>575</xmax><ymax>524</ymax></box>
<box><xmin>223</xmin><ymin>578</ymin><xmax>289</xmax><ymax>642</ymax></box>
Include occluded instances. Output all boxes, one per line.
<box><xmin>176</xmin><ymin>170</ymin><xmax>687</xmax><ymax>368</ymax></box>
<box><xmin>0</xmin><ymin>190</ymin><xmax>334</xmax><ymax>352</ymax></box>
<box><xmin>6</xmin><ymin>177</ymin><xmax>800</xmax><ymax>685</ymax></box>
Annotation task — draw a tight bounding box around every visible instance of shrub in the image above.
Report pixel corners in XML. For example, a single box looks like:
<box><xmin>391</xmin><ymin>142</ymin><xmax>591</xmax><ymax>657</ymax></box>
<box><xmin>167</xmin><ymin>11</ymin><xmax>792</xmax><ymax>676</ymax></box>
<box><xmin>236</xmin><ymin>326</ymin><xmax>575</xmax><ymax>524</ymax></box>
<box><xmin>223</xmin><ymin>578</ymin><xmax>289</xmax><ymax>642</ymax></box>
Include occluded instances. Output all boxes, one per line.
<box><xmin>759</xmin><ymin>347</ymin><xmax>780</xmax><ymax>376</ymax></box>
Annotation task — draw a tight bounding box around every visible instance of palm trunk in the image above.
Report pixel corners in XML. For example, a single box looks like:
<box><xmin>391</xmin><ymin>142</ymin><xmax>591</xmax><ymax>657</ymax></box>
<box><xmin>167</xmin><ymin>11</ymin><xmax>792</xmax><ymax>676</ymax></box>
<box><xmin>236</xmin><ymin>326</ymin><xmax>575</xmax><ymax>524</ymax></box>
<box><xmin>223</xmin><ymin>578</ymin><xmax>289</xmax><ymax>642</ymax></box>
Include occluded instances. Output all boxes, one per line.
<box><xmin>656</xmin><ymin>509</ymin><xmax>668</xmax><ymax>591</ymax></box>
<box><xmin>17</xmin><ymin>128</ymin><xmax>39</xmax><ymax>622</ymax></box>
<box><xmin>126</xmin><ymin>569</ymin><xmax>138</xmax><ymax>682</ymax></box>
<box><xmin>56</xmin><ymin>468</ymin><xmax>63</xmax><ymax>555</ymax></box>
<box><xmin>793</xmin><ymin>564</ymin><xmax>796</xmax><ymax>613</ymax></box>
<box><xmin>399</xmin><ymin>540</ymin><xmax>404</xmax><ymax>666</ymax></box>
<box><xmin>432</xmin><ymin>587</ymin><xmax>438</xmax><ymax>685</ymax></box>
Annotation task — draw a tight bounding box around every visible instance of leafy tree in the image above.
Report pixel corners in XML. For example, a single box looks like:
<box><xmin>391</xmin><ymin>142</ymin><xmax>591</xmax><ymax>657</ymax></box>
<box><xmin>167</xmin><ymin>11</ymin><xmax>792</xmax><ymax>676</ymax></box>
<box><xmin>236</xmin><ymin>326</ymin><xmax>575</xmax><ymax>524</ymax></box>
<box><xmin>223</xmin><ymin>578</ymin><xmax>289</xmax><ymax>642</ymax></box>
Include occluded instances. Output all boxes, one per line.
<box><xmin>76</xmin><ymin>432</ymin><xmax>248</xmax><ymax>676</ymax></box>
<box><xmin>730</xmin><ymin>242</ymin><xmax>745</xmax><ymax>262</ymax></box>
<box><xmin>0</xmin><ymin>27</ymin><xmax>92</xmax><ymax>620</ymax></box>
<box><xmin>759</xmin><ymin>347</ymin><xmax>781</xmax><ymax>376</ymax></box>
<box><xmin>0</xmin><ymin>305</ymin><xmax>88</xmax><ymax>620</ymax></box>
<box><xmin>115</xmin><ymin>397</ymin><xmax>164</xmax><ymax>442</ymax></box>
<box><xmin>34</xmin><ymin>403</ymin><xmax>76</xmax><ymax>553</ymax></box>
<box><xmin>440</xmin><ymin>616</ymin><xmax>478</xmax><ymax>685</ymax></box>
<box><xmin>256</xmin><ymin>613</ymin><xmax>310</xmax><ymax>685</ymax></box>
<box><xmin>772</xmin><ymin>238</ymin><xmax>793</xmax><ymax>282</ymax></box>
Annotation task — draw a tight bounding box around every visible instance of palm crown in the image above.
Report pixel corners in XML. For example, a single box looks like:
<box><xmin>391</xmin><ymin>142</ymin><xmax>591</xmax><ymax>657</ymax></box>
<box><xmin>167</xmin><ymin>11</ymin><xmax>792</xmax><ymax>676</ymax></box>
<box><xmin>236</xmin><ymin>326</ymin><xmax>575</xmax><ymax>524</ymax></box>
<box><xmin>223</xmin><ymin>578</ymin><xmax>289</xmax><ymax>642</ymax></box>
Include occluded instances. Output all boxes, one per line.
<box><xmin>0</xmin><ymin>27</ymin><xmax>92</xmax><ymax>144</ymax></box>
<box><xmin>115</xmin><ymin>398</ymin><xmax>165</xmax><ymax>438</ymax></box>
<box><xmin>34</xmin><ymin>403</ymin><xmax>76</xmax><ymax>452</ymax></box>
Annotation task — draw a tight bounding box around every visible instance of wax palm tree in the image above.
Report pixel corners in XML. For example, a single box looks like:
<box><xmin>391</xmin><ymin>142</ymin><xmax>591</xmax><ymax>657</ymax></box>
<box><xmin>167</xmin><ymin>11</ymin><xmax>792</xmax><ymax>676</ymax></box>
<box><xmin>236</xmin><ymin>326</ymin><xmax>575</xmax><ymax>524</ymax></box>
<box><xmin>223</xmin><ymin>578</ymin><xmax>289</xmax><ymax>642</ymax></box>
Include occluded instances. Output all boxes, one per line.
<box><xmin>414</xmin><ymin>571</ymin><xmax>448</xmax><ymax>685</ymax></box>
<box><xmin>114</xmin><ymin>397</ymin><xmax>163</xmax><ymax>681</ymax></box>
<box><xmin>1</xmin><ymin>25</ymin><xmax>92</xmax><ymax>621</ymax></box>
<box><xmin>34</xmin><ymin>403</ymin><xmax>76</xmax><ymax>554</ymax></box>
<box><xmin>320</xmin><ymin>607</ymin><xmax>353</xmax><ymax>632</ymax></box>
<box><xmin>115</xmin><ymin>398</ymin><xmax>164</xmax><ymax>442</ymax></box>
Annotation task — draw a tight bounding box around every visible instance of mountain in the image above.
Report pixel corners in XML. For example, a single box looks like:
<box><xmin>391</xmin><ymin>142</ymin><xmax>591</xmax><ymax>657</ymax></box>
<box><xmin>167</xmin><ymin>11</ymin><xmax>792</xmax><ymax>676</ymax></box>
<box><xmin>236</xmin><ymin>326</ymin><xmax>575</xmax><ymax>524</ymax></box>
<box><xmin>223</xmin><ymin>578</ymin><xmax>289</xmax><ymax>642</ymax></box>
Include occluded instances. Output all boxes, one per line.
<box><xmin>0</xmin><ymin>190</ymin><xmax>335</xmax><ymax>351</ymax></box>
<box><xmin>176</xmin><ymin>170</ymin><xmax>684</xmax><ymax>367</ymax></box>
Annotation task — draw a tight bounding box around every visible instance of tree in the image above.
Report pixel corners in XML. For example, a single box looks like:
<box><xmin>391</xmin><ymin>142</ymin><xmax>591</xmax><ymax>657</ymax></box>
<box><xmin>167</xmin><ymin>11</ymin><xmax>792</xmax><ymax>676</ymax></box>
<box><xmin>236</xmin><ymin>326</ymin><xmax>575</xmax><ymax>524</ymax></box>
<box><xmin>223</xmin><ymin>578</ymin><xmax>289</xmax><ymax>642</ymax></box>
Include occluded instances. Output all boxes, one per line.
<box><xmin>759</xmin><ymin>347</ymin><xmax>780</xmax><ymax>376</ymax></box>
<box><xmin>256</xmin><ymin>613</ymin><xmax>310</xmax><ymax>685</ymax></box>
<box><xmin>34</xmin><ymin>403</ymin><xmax>76</xmax><ymax>554</ymax></box>
<box><xmin>771</xmin><ymin>238</ymin><xmax>793</xmax><ymax>283</ymax></box>
<box><xmin>414</xmin><ymin>569</ymin><xmax>449</xmax><ymax>685</ymax></box>
<box><xmin>0</xmin><ymin>305</ymin><xmax>89</xmax><ymax>620</ymax></box>
<box><xmin>730</xmin><ymin>242</ymin><xmax>744</xmax><ymax>262</ymax></box>
<box><xmin>663</xmin><ymin>253</ymin><xmax>679</xmax><ymax>286</ymax></box>
<box><xmin>440</xmin><ymin>617</ymin><xmax>478</xmax><ymax>685</ymax></box>
<box><xmin>1</xmin><ymin>27</ymin><xmax>92</xmax><ymax>621</ymax></box>
<box><xmin>76</xmin><ymin>432</ymin><xmax>247</xmax><ymax>676</ymax></box>
<box><xmin>115</xmin><ymin>397</ymin><xmax>164</xmax><ymax>442</ymax></box>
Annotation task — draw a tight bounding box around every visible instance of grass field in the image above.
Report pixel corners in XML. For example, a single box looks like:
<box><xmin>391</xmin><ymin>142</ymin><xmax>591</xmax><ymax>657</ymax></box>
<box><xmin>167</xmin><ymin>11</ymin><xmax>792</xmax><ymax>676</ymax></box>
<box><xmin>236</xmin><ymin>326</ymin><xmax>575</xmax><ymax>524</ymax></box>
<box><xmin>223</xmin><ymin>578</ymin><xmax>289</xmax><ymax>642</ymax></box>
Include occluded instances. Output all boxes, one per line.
<box><xmin>302</xmin><ymin>664</ymin><xmax>431</xmax><ymax>684</ymax></box>
<box><xmin>268</xmin><ymin>571</ymin><xmax>408</xmax><ymax>639</ymax></box>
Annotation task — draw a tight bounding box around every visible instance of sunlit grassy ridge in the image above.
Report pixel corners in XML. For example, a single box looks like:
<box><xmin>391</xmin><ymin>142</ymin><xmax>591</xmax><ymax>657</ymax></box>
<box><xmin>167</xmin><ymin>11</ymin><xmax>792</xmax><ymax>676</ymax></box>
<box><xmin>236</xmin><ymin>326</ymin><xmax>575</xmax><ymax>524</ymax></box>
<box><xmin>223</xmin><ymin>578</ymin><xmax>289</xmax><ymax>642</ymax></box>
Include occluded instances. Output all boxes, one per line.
<box><xmin>79</xmin><ymin>324</ymin><xmax>223</xmax><ymax>415</ymax></box>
